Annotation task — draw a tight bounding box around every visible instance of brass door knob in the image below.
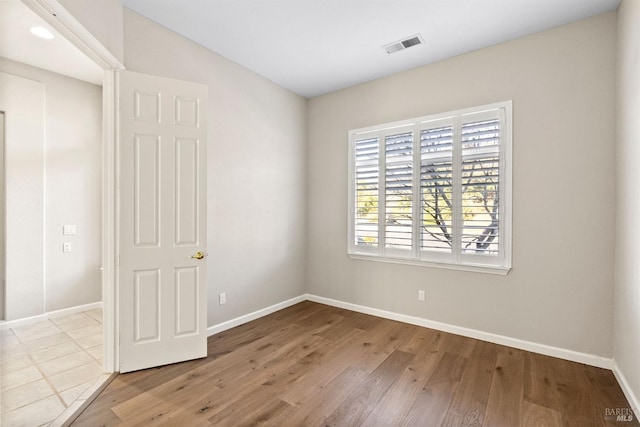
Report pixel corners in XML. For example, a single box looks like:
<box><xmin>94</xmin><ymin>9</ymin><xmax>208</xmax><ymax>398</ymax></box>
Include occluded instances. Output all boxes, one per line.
<box><xmin>191</xmin><ymin>251</ymin><xmax>205</xmax><ymax>260</ymax></box>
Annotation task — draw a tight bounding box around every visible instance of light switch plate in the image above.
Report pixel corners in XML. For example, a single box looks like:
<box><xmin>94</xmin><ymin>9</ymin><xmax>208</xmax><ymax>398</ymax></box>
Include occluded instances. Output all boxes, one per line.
<box><xmin>63</xmin><ymin>225</ymin><xmax>77</xmax><ymax>235</ymax></box>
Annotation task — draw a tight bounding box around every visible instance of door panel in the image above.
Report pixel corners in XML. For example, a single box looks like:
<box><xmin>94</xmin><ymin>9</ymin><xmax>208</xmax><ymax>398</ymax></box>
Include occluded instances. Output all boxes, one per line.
<box><xmin>119</xmin><ymin>70</ymin><xmax>207</xmax><ymax>373</ymax></box>
<box><xmin>133</xmin><ymin>134</ymin><xmax>160</xmax><ymax>247</ymax></box>
<box><xmin>133</xmin><ymin>269</ymin><xmax>161</xmax><ymax>343</ymax></box>
<box><xmin>175</xmin><ymin>267</ymin><xmax>198</xmax><ymax>336</ymax></box>
<box><xmin>175</xmin><ymin>138</ymin><xmax>199</xmax><ymax>245</ymax></box>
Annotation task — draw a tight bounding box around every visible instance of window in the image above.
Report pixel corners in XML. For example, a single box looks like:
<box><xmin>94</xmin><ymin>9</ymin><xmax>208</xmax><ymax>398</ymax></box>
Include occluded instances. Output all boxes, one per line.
<box><xmin>348</xmin><ymin>101</ymin><xmax>512</xmax><ymax>274</ymax></box>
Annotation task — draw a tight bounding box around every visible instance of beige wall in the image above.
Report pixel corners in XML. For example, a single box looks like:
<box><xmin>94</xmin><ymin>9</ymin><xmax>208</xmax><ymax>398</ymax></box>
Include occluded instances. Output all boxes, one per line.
<box><xmin>123</xmin><ymin>10</ymin><xmax>308</xmax><ymax>326</ymax></box>
<box><xmin>307</xmin><ymin>13</ymin><xmax>617</xmax><ymax>358</ymax></box>
<box><xmin>58</xmin><ymin>0</ymin><xmax>124</xmax><ymax>63</ymax></box>
<box><xmin>615</xmin><ymin>0</ymin><xmax>640</xmax><ymax>412</ymax></box>
<box><xmin>0</xmin><ymin>58</ymin><xmax>103</xmax><ymax>317</ymax></box>
<box><xmin>0</xmin><ymin>70</ymin><xmax>45</xmax><ymax>320</ymax></box>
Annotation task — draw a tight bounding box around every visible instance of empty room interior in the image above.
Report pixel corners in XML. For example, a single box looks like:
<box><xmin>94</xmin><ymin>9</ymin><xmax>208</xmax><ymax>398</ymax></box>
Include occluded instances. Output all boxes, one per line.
<box><xmin>0</xmin><ymin>0</ymin><xmax>639</xmax><ymax>425</ymax></box>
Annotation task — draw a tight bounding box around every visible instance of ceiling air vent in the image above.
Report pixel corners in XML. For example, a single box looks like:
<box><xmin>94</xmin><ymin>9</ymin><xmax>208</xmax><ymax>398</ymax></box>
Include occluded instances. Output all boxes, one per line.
<box><xmin>383</xmin><ymin>34</ymin><xmax>424</xmax><ymax>54</ymax></box>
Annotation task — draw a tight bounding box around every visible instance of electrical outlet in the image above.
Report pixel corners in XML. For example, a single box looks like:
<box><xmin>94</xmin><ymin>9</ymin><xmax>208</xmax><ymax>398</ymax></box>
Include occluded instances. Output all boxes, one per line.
<box><xmin>418</xmin><ymin>290</ymin><xmax>426</xmax><ymax>301</ymax></box>
<box><xmin>219</xmin><ymin>293</ymin><xmax>226</xmax><ymax>305</ymax></box>
<box><xmin>63</xmin><ymin>242</ymin><xmax>72</xmax><ymax>253</ymax></box>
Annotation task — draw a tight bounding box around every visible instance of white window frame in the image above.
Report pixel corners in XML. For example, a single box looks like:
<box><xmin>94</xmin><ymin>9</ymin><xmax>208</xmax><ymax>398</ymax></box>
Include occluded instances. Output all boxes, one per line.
<box><xmin>348</xmin><ymin>101</ymin><xmax>512</xmax><ymax>275</ymax></box>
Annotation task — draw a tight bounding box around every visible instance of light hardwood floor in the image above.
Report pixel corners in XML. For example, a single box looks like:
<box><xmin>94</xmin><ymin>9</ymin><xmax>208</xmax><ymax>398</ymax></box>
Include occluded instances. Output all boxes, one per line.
<box><xmin>72</xmin><ymin>302</ymin><xmax>637</xmax><ymax>426</ymax></box>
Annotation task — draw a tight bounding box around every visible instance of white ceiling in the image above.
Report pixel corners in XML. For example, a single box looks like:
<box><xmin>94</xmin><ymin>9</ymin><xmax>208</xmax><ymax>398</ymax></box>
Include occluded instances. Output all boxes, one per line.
<box><xmin>120</xmin><ymin>0</ymin><xmax>620</xmax><ymax>98</ymax></box>
<box><xmin>0</xmin><ymin>0</ymin><xmax>103</xmax><ymax>86</ymax></box>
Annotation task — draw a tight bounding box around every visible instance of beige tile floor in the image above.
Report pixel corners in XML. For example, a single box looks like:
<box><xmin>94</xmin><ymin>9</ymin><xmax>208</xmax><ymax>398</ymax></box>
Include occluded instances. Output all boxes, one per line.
<box><xmin>0</xmin><ymin>309</ymin><xmax>106</xmax><ymax>426</ymax></box>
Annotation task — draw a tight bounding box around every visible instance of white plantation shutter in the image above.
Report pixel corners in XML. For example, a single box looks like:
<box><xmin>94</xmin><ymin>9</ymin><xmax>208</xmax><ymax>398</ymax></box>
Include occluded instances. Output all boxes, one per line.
<box><xmin>348</xmin><ymin>101</ymin><xmax>511</xmax><ymax>273</ymax></box>
<box><xmin>384</xmin><ymin>131</ymin><xmax>413</xmax><ymax>253</ymax></box>
<box><xmin>353</xmin><ymin>136</ymin><xmax>379</xmax><ymax>249</ymax></box>
<box><xmin>460</xmin><ymin>113</ymin><xmax>501</xmax><ymax>259</ymax></box>
<box><xmin>420</xmin><ymin>121</ymin><xmax>454</xmax><ymax>259</ymax></box>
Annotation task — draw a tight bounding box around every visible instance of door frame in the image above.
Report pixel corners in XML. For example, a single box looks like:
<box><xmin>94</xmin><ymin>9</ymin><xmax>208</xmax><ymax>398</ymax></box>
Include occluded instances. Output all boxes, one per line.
<box><xmin>21</xmin><ymin>0</ymin><xmax>124</xmax><ymax>372</ymax></box>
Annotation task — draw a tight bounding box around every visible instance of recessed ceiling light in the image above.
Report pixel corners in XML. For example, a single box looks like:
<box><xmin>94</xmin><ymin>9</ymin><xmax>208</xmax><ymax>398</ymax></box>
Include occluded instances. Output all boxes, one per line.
<box><xmin>30</xmin><ymin>26</ymin><xmax>54</xmax><ymax>40</ymax></box>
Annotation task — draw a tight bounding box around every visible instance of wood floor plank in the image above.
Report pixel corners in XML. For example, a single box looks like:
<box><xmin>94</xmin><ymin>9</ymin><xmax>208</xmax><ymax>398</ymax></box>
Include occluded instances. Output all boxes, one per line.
<box><xmin>482</xmin><ymin>347</ymin><xmax>525</xmax><ymax>427</ymax></box>
<box><xmin>523</xmin><ymin>352</ymin><xmax>562</xmax><ymax>412</ymax></box>
<box><xmin>72</xmin><ymin>408</ymin><xmax>122</xmax><ymax>427</ymax></box>
<box><xmin>119</xmin><ymin>333</ymin><xmax>330</xmax><ymax>425</ymax></box>
<box><xmin>328</xmin><ymin>308</ymin><xmax>384</xmax><ymax>331</ymax></box>
<box><xmin>92</xmin><ymin>314</ymin><xmax>290</xmax><ymax>419</ymax></box>
<box><xmin>206</xmin><ymin>388</ymin><xmax>293</xmax><ymax>426</ymax></box>
<box><xmin>266</xmin><ymin>301</ymin><xmax>323</xmax><ymax>321</ymax></box>
<box><xmin>552</xmin><ymin>358</ymin><xmax>605</xmax><ymax>427</ymax></box>
<box><xmin>109</xmin><ymin>324</ymin><xmax>310</xmax><ymax>422</ymax></box>
<box><xmin>350</xmin><ymin>318</ymin><xmax>410</xmax><ymax>358</ymax></box>
<box><xmin>323</xmin><ymin>349</ymin><xmax>415</xmax><ymax>426</ymax></box>
<box><xmin>292</xmin><ymin>306</ymin><xmax>344</xmax><ymax>331</ymax></box>
<box><xmin>271</xmin><ymin>366</ymin><xmax>370</xmax><ymax>427</ymax></box>
<box><xmin>371</xmin><ymin>321</ymin><xmax>420</xmax><ymax>356</ymax></box>
<box><xmin>361</xmin><ymin>328</ymin><xmax>447</xmax><ymax>426</ymax></box>
<box><xmin>400</xmin><ymin>351</ymin><xmax>468</xmax><ymax>426</ymax></box>
<box><xmin>287</xmin><ymin>316</ymin><xmax>415</xmax><ymax>396</ymax></box>
<box><xmin>439</xmin><ymin>332</ymin><xmax>477</xmax><ymax>359</ymax></box>
<box><xmin>234</xmin><ymin>398</ymin><xmax>292</xmax><ymax>427</ymax></box>
<box><xmin>584</xmin><ymin>366</ymin><xmax>640</xmax><ymax>427</ymax></box>
<box><xmin>71</xmin><ymin>302</ymin><xmax>637</xmax><ymax>427</ymax></box>
<box><xmin>278</xmin><ymin>327</ymin><xmax>368</xmax><ymax>407</ymax></box>
<box><xmin>441</xmin><ymin>340</ymin><xmax>499</xmax><ymax>427</ymax></box>
<box><xmin>206</xmin><ymin>314</ymin><xmax>288</xmax><ymax>358</ymax></box>
<box><xmin>522</xmin><ymin>400</ymin><xmax>563</xmax><ymax>427</ymax></box>
<box><xmin>72</xmin><ymin>358</ymin><xmax>207</xmax><ymax>422</ymax></box>
<box><xmin>208</xmin><ymin>326</ymin><xmax>318</xmax><ymax>390</ymax></box>
<box><xmin>313</xmin><ymin>309</ymin><xmax>381</xmax><ymax>341</ymax></box>
<box><xmin>396</xmin><ymin>326</ymin><xmax>441</xmax><ymax>354</ymax></box>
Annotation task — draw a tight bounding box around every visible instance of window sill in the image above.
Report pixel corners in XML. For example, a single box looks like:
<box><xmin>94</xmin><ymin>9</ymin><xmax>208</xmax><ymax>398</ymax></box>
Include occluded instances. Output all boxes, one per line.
<box><xmin>348</xmin><ymin>253</ymin><xmax>511</xmax><ymax>276</ymax></box>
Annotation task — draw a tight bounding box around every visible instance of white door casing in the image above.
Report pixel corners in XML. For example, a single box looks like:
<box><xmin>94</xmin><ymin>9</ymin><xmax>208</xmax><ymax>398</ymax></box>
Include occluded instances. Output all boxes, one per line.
<box><xmin>118</xmin><ymin>70</ymin><xmax>208</xmax><ymax>373</ymax></box>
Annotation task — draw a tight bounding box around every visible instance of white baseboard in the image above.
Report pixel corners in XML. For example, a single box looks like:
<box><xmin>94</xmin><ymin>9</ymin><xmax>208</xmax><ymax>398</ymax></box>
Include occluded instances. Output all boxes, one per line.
<box><xmin>3</xmin><ymin>294</ymin><xmax>625</xmax><ymax>395</ymax></box>
<box><xmin>305</xmin><ymin>294</ymin><xmax>613</xmax><ymax>370</ymax></box>
<box><xmin>206</xmin><ymin>295</ymin><xmax>307</xmax><ymax>336</ymax></box>
<box><xmin>613</xmin><ymin>361</ymin><xmax>640</xmax><ymax>416</ymax></box>
<box><xmin>0</xmin><ymin>302</ymin><xmax>103</xmax><ymax>330</ymax></box>
<box><xmin>46</xmin><ymin>302</ymin><xmax>103</xmax><ymax>320</ymax></box>
<box><xmin>204</xmin><ymin>293</ymin><xmax>612</xmax><ymax>370</ymax></box>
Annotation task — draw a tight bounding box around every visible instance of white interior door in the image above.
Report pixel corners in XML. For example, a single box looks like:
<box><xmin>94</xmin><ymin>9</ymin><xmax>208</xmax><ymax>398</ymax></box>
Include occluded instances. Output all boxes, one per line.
<box><xmin>118</xmin><ymin>70</ymin><xmax>207</xmax><ymax>373</ymax></box>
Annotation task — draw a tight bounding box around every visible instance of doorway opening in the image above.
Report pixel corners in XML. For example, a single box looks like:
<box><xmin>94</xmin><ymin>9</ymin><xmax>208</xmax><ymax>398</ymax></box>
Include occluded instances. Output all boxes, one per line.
<box><xmin>0</xmin><ymin>111</ymin><xmax>4</xmax><ymax>322</ymax></box>
<box><xmin>0</xmin><ymin>0</ymin><xmax>122</xmax><ymax>424</ymax></box>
